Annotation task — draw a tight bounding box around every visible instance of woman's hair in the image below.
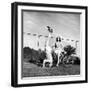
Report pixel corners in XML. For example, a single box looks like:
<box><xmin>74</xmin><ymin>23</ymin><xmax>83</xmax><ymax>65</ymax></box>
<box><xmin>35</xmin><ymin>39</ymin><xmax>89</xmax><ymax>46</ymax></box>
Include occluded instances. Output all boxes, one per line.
<box><xmin>56</xmin><ymin>36</ymin><xmax>61</xmax><ymax>42</ymax></box>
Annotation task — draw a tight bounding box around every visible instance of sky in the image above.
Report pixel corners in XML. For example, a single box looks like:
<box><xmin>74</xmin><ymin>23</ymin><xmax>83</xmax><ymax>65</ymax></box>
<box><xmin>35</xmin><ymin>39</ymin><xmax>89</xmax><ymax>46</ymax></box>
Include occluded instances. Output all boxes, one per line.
<box><xmin>23</xmin><ymin>11</ymin><xmax>80</xmax><ymax>54</ymax></box>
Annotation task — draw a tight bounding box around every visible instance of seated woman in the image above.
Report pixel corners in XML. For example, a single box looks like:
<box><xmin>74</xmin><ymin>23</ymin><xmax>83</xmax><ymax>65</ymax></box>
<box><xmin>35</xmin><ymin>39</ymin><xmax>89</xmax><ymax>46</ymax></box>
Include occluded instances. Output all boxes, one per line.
<box><xmin>54</xmin><ymin>36</ymin><xmax>63</xmax><ymax>66</ymax></box>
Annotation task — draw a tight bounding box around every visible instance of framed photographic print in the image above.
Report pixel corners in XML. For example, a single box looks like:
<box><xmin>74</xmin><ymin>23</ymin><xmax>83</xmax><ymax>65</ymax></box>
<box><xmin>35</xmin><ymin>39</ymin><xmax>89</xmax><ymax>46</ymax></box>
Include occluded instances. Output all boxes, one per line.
<box><xmin>11</xmin><ymin>2</ymin><xmax>88</xmax><ymax>87</ymax></box>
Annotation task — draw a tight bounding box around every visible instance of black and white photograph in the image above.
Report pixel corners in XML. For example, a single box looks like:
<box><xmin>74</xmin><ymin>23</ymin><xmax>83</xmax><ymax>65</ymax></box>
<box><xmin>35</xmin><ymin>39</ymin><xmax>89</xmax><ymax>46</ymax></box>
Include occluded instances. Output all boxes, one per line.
<box><xmin>22</xmin><ymin>11</ymin><xmax>80</xmax><ymax>77</ymax></box>
<box><xmin>11</xmin><ymin>2</ymin><xmax>88</xmax><ymax>87</ymax></box>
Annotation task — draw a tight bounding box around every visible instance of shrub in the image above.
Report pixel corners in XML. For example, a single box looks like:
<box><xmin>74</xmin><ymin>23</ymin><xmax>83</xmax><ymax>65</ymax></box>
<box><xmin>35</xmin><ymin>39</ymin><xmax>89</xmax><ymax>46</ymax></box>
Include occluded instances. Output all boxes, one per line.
<box><xmin>23</xmin><ymin>47</ymin><xmax>46</xmax><ymax>65</ymax></box>
<box><xmin>68</xmin><ymin>56</ymin><xmax>80</xmax><ymax>65</ymax></box>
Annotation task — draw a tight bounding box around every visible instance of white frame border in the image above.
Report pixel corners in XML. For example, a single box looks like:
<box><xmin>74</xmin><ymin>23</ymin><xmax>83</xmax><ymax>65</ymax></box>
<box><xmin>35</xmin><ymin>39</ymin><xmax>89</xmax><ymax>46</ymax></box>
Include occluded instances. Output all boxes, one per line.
<box><xmin>17</xmin><ymin>5</ymin><xmax>86</xmax><ymax>84</ymax></box>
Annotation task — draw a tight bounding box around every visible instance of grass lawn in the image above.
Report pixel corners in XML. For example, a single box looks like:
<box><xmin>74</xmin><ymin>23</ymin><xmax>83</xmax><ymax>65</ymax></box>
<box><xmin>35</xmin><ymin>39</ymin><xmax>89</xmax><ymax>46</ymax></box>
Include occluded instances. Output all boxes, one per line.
<box><xmin>22</xmin><ymin>61</ymin><xmax>80</xmax><ymax>77</ymax></box>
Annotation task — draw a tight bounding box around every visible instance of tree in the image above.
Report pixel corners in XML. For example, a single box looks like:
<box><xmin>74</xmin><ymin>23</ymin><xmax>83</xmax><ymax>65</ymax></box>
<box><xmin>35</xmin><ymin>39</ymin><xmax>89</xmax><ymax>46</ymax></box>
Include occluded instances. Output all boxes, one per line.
<box><xmin>62</xmin><ymin>45</ymin><xmax>76</xmax><ymax>64</ymax></box>
<box><xmin>64</xmin><ymin>45</ymin><xmax>76</xmax><ymax>55</ymax></box>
